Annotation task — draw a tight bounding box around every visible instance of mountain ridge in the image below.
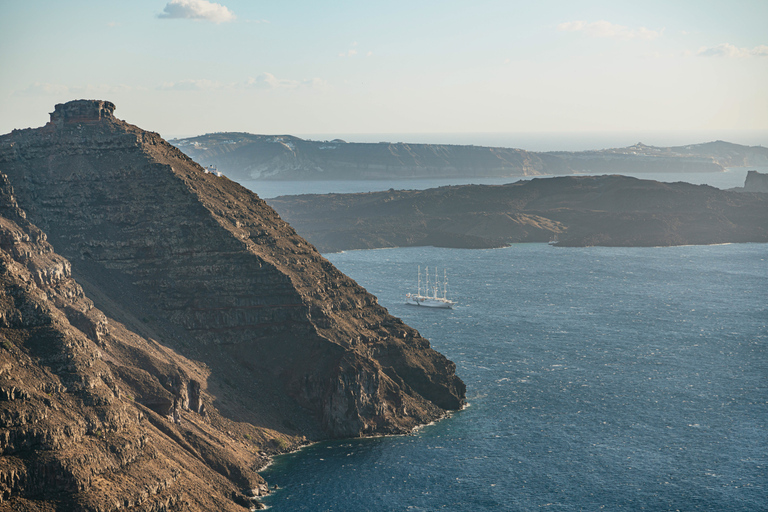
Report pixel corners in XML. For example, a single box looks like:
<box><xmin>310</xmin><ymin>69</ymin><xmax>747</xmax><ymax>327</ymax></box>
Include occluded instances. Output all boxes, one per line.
<box><xmin>0</xmin><ymin>100</ymin><xmax>465</xmax><ymax>510</ymax></box>
<box><xmin>170</xmin><ymin>132</ymin><xmax>768</xmax><ymax>181</ymax></box>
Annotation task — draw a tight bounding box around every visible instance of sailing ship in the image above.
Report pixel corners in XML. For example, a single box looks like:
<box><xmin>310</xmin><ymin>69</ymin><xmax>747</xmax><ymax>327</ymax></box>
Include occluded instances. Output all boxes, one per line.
<box><xmin>405</xmin><ymin>266</ymin><xmax>456</xmax><ymax>309</ymax></box>
<box><xmin>548</xmin><ymin>234</ymin><xmax>559</xmax><ymax>245</ymax></box>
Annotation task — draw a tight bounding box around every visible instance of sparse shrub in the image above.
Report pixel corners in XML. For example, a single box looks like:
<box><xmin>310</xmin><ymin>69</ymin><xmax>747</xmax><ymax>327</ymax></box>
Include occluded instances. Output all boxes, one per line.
<box><xmin>271</xmin><ymin>437</ymin><xmax>289</xmax><ymax>451</ymax></box>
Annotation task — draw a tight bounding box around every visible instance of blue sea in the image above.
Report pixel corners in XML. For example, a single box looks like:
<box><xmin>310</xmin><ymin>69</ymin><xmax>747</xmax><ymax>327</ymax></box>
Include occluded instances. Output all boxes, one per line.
<box><xmin>260</xmin><ymin>243</ymin><xmax>767</xmax><ymax>511</ymax></box>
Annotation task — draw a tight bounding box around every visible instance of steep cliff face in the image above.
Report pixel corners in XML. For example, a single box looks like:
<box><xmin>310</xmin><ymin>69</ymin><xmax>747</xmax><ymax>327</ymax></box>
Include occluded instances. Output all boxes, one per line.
<box><xmin>744</xmin><ymin>170</ymin><xmax>768</xmax><ymax>193</ymax></box>
<box><xmin>173</xmin><ymin>133</ymin><xmax>547</xmax><ymax>180</ymax></box>
<box><xmin>0</xmin><ymin>172</ymin><xmax>278</xmax><ymax>510</ymax></box>
<box><xmin>0</xmin><ymin>100</ymin><xmax>465</xmax><ymax>506</ymax></box>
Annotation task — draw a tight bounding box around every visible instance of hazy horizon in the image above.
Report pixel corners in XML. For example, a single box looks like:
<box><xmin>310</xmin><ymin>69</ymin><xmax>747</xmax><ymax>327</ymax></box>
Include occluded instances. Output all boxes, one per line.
<box><xmin>267</xmin><ymin>130</ymin><xmax>768</xmax><ymax>152</ymax></box>
<box><xmin>2</xmin><ymin>1</ymin><xmax>766</xmax><ymax>139</ymax></box>
<box><xmin>169</xmin><ymin>129</ymin><xmax>768</xmax><ymax>153</ymax></box>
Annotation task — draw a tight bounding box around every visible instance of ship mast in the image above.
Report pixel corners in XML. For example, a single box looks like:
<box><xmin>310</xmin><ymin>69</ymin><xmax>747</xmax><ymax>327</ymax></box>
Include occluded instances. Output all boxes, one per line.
<box><xmin>443</xmin><ymin>268</ymin><xmax>448</xmax><ymax>299</ymax></box>
<box><xmin>417</xmin><ymin>265</ymin><xmax>421</xmax><ymax>297</ymax></box>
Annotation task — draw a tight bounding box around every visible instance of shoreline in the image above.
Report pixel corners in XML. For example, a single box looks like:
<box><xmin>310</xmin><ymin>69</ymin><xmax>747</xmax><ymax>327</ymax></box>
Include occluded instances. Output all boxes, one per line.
<box><xmin>323</xmin><ymin>240</ymin><xmax>760</xmax><ymax>256</ymax></box>
<box><xmin>258</xmin><ymin>405</ymin><xmax>467</xmax><ymax>479</ymax></box>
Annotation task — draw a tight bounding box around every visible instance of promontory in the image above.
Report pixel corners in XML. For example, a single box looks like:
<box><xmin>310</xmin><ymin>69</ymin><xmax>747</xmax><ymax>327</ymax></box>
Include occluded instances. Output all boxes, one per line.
<box><xmin>0</xmin><ymin>100</ymin><xmax>465</xmax><ymax>510</ymax></box>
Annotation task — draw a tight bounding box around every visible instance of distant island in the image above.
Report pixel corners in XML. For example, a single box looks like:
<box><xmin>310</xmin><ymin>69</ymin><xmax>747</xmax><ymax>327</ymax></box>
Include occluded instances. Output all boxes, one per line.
<box><xmin>170</xmin><ymin>133</ymin><xmax>768</xmax><ymax>181</ymax></box>
<box><xmin>741</xmin><ymin>170</ymin><xmax>768</xmax><ymax>192</ymax></box>
<box><xmin>267</xmin><ymin>173</ymin><xmax>768</xmax><ymax>252</ymax></box>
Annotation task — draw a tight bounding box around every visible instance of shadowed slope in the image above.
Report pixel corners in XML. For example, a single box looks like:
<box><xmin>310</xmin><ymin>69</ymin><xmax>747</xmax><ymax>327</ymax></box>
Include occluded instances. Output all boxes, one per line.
<box><xmin>0</xmin><ymin>100</ymin><xmax>465</xmax><ymax>509</ymax></box>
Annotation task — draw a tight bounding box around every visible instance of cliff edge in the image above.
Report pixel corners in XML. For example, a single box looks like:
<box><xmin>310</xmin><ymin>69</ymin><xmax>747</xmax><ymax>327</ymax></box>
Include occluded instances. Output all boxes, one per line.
<box><xmin>744</xmin><ymin>170</ymin><xmax>768</xmax><ymax>193</ymax></box>
<box><xmin>0</xmin><ymin>100</ymin><xmax>465</xmax><ymax>509</ymax></box>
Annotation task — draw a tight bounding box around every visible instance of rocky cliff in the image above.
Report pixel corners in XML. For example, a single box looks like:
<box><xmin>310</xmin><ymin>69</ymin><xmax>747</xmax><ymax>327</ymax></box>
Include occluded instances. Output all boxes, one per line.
<box><xmin>169</xmin><ymin>133</ymin><xmax>757</xmax><ymax>181</ymax></box>
<box><xmin>267</xmin><ymin>175</ymin><xmax>768</xmax><ymax>251</ymax></box>
<box><xmin>744</xmin><ymin>170</ymin><xmax>768</xmax><ymax>193</ymax></box>
<box><xmin>0</xmin><ymin>100</ymin><xmax>465</xmax><ymax>510</ymax></box>
<box><xmin>173</xmin><ymin>133</ymin><xmax>550</xmax><ymax>180</ymax></box>
<box><xmin>0</xmin><ymin>172</ymin><xmax>279</xmax><ymax>510</ymax></box>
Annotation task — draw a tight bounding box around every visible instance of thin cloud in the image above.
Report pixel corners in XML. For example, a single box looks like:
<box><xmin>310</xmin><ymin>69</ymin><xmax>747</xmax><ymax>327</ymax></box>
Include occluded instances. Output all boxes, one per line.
<box><xmin>339</xmin><ymin>42</ymin><xmax>360</xmax><ymax>58</ymax></box>
<box><xmin>246</xmin><ymin>73</ymin><xmax>297</xmax><ymax>89</ymax></box>
<box><xmin>558</xmin><ymin>20</ymin><xmax>661</xmax><ymax>40</ymax></box>
<box><xmin>158</xmin><ymin>0</ymin><xmax>235</xmax><ymax>23</ymax></box>
<box><xmin>75</xmin><ymin>84</ymin><xmax>136</xmax><ymax>94</ymax></box>
<box><xmin>245</xmin><ymin>73</ymin><xmax>326</xmax><ymax>90</ymax></box>
<box><xmin>158</xmin><ymin>79</ymin><xmax>226</xmax><ymax>91</ymax></box>
<box><xmin>15</xmin><ymin>83</ymin><xmax>70</xmax><ymax>96</ymax></box>
<box><xmin>697</xmin><ymin>43</ymin><xmax>768</xmax><ymax>58</ymax></box>
<box><xmin>14</xmin><ymin>83</ymin><xmax>136</xmax><ymax>96</ymax></box>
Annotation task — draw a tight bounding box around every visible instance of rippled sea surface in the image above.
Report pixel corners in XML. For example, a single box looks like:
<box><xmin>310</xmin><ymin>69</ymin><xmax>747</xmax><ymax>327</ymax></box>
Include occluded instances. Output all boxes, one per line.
<box><xmin>260</xmin><ymin>243</ymin><xmax>767</xmax><ymax>511</ymax></box>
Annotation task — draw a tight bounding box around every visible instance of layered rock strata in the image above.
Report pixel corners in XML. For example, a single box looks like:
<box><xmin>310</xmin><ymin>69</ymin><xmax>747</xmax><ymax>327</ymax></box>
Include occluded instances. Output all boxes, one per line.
<box><xmin>0</xmin><ymin>172</ymin><xmax>277</xmax><ymax>510</ymax></box>
<box><xmin>0</xmin><ymin>100</ymin><xmax>465</xmax><ymax>509</ymax></box>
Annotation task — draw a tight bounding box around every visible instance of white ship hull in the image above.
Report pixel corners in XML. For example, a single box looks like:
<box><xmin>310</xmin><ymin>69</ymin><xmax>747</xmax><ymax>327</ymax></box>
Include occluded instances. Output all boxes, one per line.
<box><xmin>405</xmin><ymin>294</ymin><xmax>455</xmax><ymax>309</ymax></box>
<box><xmin>406</xmin><ymin>266</ymin><xmax>456</xmax><ymax>309</ymax></box>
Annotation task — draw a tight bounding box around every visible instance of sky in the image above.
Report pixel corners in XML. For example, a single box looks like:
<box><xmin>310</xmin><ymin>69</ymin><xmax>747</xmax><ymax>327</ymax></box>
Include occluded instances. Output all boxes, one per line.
<box><xmin>1</xmin><ymin>0</ymin><xmax>767</xmax><ymax>145</ymax></box>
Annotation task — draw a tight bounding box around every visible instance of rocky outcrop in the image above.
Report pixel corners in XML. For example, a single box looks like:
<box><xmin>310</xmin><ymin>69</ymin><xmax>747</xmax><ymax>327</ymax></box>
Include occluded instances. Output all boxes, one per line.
<box><xmin>169</xmin><ymin>133</ymin><xmax>756</xmax><ymax>181</ymax></box>
<box><xmin>267</xmin><ymin>175</ymin><xmax>768</xmax><ymax>251</ymax></box>
<box><xmin>0</xmin><ymin>101</ymin><xmax>464</xmax><ymax>510</ymax></box>
<box><xmin>0</xmin><ymin>172</ymin><xmax>277</xmax><ymax>510</ymax></box>
<box><xmin>744</xmin><ymin>170</ymin><xmax>768</xmax><ymax>193</ymax></box>
<box><xmin>49</xmin><ymin>100</ymin><xmax>116</xmax><ymax>127</ymax></box>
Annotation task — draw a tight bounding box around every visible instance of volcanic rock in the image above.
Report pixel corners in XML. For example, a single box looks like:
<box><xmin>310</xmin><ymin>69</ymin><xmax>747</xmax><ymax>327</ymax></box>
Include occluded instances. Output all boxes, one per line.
<box><xmin>267</xmin><ymin>175</ymin><xmax>768</xmax><ymax>251</ymax></box>
<box><xmin>0</xmin><ymin>172</ymin><xmax>275</xmax><ymax>510</ymax></box>
<box><xmin>0</xmin><ymin>100</ymin><xmax>465</xmax><ymax>509</ymax></box>
<box><xmin>744</xmin><ymin>170</ymin><xmax>768</xmax><ymax>193</ymax></box>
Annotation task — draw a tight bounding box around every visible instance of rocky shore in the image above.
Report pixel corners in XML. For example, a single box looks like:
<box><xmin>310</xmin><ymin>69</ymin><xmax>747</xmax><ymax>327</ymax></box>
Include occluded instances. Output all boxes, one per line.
<box><xmin>0</xmin><ymin>100</ymin><xmax>465</xmax><ymax>510</ymax></box>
